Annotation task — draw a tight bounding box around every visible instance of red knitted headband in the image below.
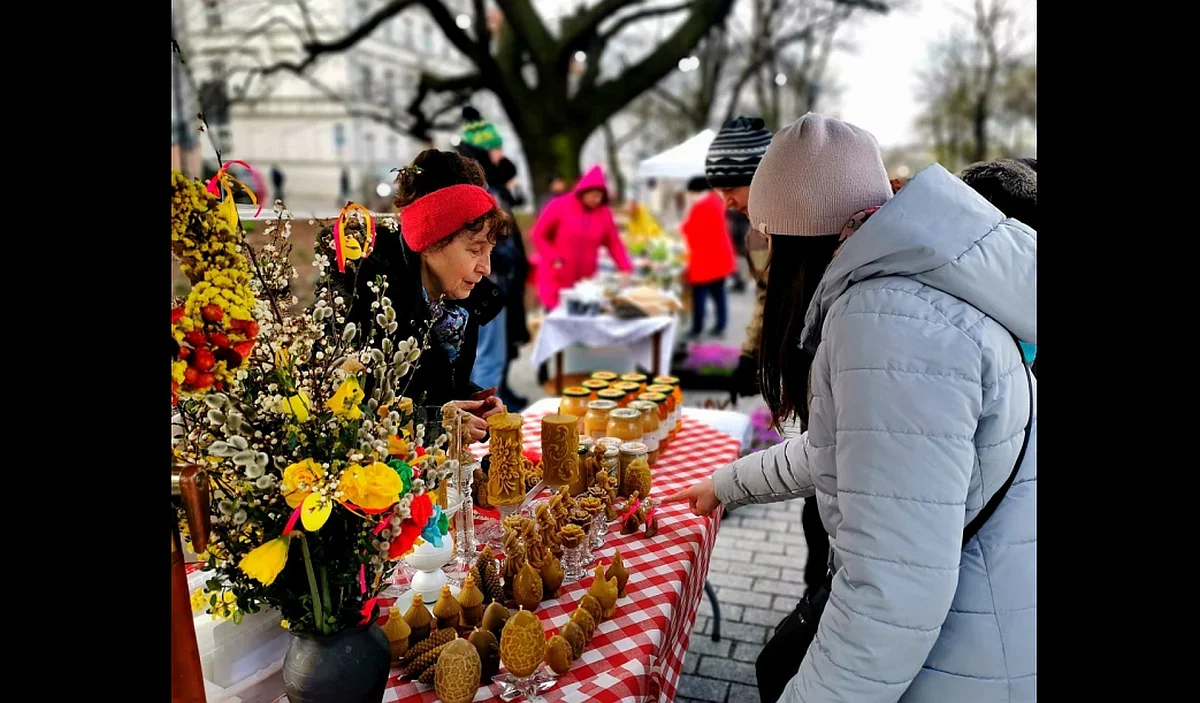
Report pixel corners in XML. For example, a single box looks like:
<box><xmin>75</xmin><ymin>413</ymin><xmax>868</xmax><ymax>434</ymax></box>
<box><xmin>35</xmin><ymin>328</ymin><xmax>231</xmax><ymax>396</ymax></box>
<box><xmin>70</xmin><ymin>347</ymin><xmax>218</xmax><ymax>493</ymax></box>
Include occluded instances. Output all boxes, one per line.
<box><xmin>400</xmin><ymin>184</ymin><xmax>497</xmax><ymax>252</ymax></box>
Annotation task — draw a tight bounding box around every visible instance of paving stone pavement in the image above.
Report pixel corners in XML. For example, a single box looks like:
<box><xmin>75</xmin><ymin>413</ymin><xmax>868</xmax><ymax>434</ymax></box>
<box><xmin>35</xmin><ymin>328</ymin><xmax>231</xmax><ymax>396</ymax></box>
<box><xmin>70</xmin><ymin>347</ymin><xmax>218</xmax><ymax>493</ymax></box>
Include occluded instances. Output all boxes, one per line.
<box><xmin>676</xmin><ymin>498</ymin><xmax>811</xmax><ymax>703</ymax></box>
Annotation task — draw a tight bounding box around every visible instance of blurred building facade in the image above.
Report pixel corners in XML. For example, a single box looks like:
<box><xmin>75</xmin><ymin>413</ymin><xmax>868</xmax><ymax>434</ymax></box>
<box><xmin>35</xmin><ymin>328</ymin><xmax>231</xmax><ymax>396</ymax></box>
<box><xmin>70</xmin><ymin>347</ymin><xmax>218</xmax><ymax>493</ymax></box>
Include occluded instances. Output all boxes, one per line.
<box><xmin>171</xmin><ymin>0</ymin><xmax>510</xmax><ymax>214</ymax></box>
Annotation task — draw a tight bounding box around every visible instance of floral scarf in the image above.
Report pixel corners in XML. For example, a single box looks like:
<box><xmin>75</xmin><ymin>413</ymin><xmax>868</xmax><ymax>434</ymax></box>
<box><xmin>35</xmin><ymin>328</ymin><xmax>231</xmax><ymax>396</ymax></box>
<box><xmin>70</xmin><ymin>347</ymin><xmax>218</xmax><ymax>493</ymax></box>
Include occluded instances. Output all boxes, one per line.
<box><xmin>421</xmin><ymin>288</ymin><xmax>469</xmax><ymax>362</ymax></box>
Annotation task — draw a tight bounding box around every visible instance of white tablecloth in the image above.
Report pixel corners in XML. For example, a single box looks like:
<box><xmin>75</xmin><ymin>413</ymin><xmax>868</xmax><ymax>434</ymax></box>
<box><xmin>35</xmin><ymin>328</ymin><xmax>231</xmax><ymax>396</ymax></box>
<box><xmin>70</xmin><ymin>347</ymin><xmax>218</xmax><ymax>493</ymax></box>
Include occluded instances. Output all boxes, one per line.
<box><xmin>531</xmin><ymin>309</ymin><xmax>678</xmax><ymax>374</ymax></box>
<box><xmin>524</xmin><ymin>397</ymin><xmax>752</xmax><ymax>452</ymax></box>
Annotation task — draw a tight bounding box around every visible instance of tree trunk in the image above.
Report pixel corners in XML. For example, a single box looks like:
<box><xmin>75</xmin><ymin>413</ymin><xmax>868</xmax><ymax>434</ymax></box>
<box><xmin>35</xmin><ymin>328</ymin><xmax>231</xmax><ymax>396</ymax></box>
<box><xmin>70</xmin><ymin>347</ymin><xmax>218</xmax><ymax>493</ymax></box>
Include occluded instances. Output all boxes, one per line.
<box><xmin>520</xmin><ymin>128</ymin><xmax>583</xmax><ymax>205</ymax></box>
<box><xmin>602</xmin><ymin>122</ymin><xmax>627</xmax><ymax>206</ymax></box>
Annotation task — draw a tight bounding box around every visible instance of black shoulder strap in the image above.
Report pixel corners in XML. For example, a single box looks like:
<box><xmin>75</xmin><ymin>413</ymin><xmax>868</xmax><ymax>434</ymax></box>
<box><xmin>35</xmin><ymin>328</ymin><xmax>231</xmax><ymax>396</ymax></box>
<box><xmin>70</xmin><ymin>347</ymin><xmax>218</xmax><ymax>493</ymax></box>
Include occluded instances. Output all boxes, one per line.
<box><xmin>962</xmin><ymin>334</ymin><xmax>1034</xmax><ymax>547</ymax></box>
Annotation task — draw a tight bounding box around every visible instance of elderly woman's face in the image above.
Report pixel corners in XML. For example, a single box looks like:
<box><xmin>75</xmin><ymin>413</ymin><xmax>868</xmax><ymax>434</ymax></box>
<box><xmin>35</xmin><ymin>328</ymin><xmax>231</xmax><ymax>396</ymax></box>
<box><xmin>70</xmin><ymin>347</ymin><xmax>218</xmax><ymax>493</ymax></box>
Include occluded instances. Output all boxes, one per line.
<box><xmin>422</xmin><ymin>230</ymin><xmax>494</xmax><ymax>300</ymax></box>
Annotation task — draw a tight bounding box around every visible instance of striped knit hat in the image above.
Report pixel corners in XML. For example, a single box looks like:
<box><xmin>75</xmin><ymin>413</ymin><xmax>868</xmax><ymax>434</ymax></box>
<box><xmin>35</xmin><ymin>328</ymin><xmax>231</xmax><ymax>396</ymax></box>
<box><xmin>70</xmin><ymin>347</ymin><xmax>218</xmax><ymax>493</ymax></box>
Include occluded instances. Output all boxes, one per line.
<box><xmin>706</xmin><ymin>116</ymin><xmax>774</xmax><ymax>188</ymax></box>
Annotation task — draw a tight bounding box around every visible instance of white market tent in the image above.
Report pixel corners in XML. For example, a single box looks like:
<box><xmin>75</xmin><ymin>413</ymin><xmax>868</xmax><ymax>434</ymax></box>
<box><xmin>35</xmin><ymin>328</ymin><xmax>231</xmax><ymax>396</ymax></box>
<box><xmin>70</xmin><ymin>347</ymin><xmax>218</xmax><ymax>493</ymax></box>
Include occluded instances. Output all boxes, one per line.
<box><xmin>636</xmin><ymin>129</ymin><xmax>715</xmax><ymax>180</ymax></box>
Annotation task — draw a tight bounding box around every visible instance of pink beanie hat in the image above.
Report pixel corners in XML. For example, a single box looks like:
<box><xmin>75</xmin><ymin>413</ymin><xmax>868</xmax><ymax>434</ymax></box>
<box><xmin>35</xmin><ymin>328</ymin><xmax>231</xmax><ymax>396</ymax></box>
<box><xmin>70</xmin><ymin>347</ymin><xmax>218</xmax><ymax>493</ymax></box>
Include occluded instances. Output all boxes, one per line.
<box><xmin>748</xmin><ymin>113</ymin><xmax>893</xmax><ymax>236</ymax></box>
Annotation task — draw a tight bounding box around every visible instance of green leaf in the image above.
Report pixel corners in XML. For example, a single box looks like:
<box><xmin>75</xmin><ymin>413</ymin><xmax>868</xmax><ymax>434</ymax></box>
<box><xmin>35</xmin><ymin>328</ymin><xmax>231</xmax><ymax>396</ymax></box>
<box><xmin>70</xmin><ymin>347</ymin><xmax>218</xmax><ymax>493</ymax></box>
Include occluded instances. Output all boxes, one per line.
<box><xmin>232</xmin><ymin>610</ymin><xmax>244</xmax><ymax>624</ymax></box>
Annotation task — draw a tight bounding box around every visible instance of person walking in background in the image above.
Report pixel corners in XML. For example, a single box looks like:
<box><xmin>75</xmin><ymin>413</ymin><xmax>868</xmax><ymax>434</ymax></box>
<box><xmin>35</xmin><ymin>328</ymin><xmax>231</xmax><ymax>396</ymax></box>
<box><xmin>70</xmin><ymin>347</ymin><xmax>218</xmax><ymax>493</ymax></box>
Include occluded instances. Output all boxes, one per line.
<box><xmin>529</xmin><ymin>165</ymin><xmax>632</xmax><ymax>312</ymax></box>
<box><xmin>960</xmin><ymin>157</ymin><xmax>1037</xmax><ymax>375</ymax></box>
<box><xmin>538</xmin><ymin>173</ymin><xmax>568</xmax><ymax>212</ymax></box>
<box><xmin>271</xmin><ymin>164</ymin><xmax>285</xmax><ymax>203</ymax></box>
<box><xmin>680</xmin><ymin>176</ymin><xmax>736</xmax><ymax>339</ymax></box>
<box><xmin>457</xmin><ymin>106</ymin><xmax>532</xmax><ymax>410</ymax></box>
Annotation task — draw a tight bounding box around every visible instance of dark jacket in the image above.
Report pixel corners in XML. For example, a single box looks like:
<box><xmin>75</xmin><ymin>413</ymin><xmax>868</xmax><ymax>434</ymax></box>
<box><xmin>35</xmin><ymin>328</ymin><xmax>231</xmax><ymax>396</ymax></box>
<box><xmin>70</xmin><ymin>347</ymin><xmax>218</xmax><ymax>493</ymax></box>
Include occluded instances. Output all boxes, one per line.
<box><xmin>455</xmin><ymin>143</ymin><xmax>531</xmax><ymax>359</ymax></box>
<box><xmin>329</xmin><ymin>223</ymin><xmax>504</xmax><ymax>407</ymax></box>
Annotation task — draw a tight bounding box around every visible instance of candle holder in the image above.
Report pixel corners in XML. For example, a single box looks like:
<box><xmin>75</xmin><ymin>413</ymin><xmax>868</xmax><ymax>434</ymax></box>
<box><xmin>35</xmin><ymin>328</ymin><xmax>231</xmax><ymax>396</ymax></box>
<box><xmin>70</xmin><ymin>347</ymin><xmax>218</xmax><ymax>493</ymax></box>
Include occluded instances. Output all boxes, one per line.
<box><xmin>492</xmin><ymin>666</ymin><xmax>555</xmax><ymax>702</ymax></box>
<box><xmin>590</xmin><ymin>512</ymin><xmax>607</xmax><ymax>551</ymax></box>
<box><xmin>561</xmin><ymin>542</ymin><xmax>587</xmax><ymax>583</ymax></box>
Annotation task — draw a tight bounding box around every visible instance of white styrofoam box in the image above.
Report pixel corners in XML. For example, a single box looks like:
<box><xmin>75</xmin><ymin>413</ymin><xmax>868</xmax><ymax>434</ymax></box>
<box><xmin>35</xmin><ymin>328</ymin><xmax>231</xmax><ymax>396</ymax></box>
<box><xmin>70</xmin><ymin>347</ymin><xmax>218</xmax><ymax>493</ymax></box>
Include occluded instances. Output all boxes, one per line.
<box><xmin>193</xmin><ymin>604</ymin><xmax>290</xmax><ymax>689</ymax></box>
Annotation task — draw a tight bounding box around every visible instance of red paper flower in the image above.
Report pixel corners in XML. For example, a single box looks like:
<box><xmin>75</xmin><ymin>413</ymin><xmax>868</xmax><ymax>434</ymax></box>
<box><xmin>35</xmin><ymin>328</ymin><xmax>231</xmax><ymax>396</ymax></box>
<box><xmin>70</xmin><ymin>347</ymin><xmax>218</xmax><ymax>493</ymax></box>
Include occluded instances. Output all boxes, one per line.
<box><xmin>387</xmin><ymin>494</ymin><xmax>435</xmax><ymax>559</ymax></box>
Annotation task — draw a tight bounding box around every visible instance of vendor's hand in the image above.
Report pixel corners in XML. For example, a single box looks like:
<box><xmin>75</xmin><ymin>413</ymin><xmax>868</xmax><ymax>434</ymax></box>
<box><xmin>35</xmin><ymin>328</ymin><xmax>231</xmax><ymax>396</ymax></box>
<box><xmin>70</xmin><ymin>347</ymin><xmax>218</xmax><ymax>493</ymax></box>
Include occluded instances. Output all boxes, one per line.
<box><xmin>664</xmin><ymin>478</ymin><xmax>722</xmax><ymax>517</ymax></box>
<box><xmin>478</xmin><ymin>395</ymin><xmax>506</xmax><ymax>418</ymax></box>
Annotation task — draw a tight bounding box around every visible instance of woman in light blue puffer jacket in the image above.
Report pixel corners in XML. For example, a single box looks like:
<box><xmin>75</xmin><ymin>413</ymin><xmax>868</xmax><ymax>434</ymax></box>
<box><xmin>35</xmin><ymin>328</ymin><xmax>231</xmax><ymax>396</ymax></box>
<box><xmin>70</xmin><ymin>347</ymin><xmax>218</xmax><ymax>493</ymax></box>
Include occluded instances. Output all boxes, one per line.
<box><xmin>668</xmin><ymin>114</ymin><xmax>1036</xmax><ymax>702</ymax></box>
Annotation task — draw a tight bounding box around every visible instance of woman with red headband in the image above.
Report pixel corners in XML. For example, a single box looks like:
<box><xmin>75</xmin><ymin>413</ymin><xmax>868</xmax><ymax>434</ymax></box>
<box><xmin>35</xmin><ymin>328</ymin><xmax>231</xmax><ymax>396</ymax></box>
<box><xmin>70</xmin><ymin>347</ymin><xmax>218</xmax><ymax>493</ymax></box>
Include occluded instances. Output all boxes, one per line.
<box><xmin>331</xmin><ymin>149</ymin><xmax>511</xmax><ymax>440</ymax></box>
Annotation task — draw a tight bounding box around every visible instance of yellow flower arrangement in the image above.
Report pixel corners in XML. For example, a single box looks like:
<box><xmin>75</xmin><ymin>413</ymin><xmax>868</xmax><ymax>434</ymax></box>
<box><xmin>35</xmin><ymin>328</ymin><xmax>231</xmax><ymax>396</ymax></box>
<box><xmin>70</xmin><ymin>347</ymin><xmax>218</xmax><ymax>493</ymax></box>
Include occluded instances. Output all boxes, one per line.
<box><xmin>280</xmin><ymin>459</ymin><xmax>325</xmax><ymax>509</ymax></box>
<box><xmin>338</xmin><ymin>462</ymin><xmax>403</xmax><ymax>510</ymax></box>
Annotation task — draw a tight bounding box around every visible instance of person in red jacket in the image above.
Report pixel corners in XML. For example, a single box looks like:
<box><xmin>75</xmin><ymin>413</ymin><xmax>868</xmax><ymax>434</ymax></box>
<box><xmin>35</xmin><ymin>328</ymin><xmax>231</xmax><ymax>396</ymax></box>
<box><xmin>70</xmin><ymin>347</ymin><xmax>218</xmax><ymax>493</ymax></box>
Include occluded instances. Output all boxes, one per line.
<box><xmin>681</xmin><ymin>175</ymin><xmax>737</xmax><ymax>338</ymax></box>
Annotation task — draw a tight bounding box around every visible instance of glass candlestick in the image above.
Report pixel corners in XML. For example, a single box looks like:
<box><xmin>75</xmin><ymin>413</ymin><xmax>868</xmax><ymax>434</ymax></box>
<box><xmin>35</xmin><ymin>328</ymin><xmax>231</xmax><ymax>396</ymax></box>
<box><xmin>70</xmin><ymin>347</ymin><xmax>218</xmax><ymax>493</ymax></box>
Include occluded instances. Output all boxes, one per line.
<box><xmin>590</xmin><ymin>512</ymin><xmax>607</xmax><ymax>550</ymax></box>
<box><xmin>492</xmin><ymin>667</ymin><xmax>554</xmax><ymax>702</ymax></box>
<box><xmin>561</xmin><ymin>542</ymin><xmax>587</xmax><ymax>583</ymax></box>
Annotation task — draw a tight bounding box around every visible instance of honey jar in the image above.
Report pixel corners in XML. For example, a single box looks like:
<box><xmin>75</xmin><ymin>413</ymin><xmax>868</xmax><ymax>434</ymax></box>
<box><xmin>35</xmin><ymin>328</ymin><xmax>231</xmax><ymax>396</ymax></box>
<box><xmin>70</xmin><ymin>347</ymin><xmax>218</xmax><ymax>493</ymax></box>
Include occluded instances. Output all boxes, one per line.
<box><xmin>597</xmin><ymin>387</ymin><xmax>628</xmax><ymax>408</ymax></box>
<box><xmin>581</xmin><ymin>379</ymin><xmax>610</xmax><ymax>396</ymax></box>
<box><xmin>559</xmin><ymin>386</ymin><xmax>592</xmax><ymax>433</ymax></box>
<box><xmin>646</xmin><ymin>384</ymin><xmax>680</xmax><ymax>440</ymax></box>
<box><xmin>619</xmin><ymin>373</ymin><xmax>649</xmax><ymax>394</ymax></box>
<box><xmin>628</xmin><ymin>400</ymin><xmax>660</xmax><ymax>465</ymax></box>
<box><xmin>584</xmin><ymin>400</ymin><xmax>617</xmax><ymax>441</ymax></box>
<box><xmin>590</xmin><ymin>371</ymin><xmax>618</xmax><ymax>383</ymax></box>
<box><xmin>637</xmin><ymin>392</ymin><xmax>670</xmax><ymax>453</ymax></box>
<box><xmin>606</xmin><ymin>407</ymin><xmax>644</xmax><ymax>444</ymax></box>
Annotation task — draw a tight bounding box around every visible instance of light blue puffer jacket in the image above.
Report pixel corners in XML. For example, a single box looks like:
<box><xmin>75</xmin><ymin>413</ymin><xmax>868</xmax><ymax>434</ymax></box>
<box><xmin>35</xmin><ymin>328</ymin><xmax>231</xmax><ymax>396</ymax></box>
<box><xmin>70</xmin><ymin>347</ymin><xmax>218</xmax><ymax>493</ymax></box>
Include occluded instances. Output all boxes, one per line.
<box><xmin>713</xmin><ymin>163</ymin><xmax>1036</xmax><ymax>702</ymax></box>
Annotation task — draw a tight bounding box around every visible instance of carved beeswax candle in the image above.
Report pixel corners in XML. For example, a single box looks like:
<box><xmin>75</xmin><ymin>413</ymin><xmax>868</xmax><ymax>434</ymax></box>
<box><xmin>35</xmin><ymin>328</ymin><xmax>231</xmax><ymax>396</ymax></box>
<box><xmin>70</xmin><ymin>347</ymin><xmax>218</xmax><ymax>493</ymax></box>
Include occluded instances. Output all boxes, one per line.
<box><xmin>487</xmin><ymin>413</ymin><xmax>526</xmax><ymax>506</ymax></box>
<box><xmin>540</xmin><ymin>413</ymin><xmax>579</xmax><ymax>487</ymax></box>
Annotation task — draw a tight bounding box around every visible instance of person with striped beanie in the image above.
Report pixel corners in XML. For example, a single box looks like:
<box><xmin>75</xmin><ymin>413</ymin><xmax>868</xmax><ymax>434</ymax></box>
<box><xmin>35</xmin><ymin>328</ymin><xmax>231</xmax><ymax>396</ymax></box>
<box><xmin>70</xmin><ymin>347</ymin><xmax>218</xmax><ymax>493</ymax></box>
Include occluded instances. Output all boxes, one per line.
<box><xmin>707</xmin><ymin>117</ymin><xmax>775</xmax><ymax>399</ymax></box>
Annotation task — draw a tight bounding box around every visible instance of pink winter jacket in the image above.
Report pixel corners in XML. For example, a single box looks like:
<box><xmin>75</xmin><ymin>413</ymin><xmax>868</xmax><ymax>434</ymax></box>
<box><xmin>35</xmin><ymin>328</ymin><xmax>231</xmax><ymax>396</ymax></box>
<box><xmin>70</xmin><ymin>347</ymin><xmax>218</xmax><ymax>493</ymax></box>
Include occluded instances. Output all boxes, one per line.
<box><xmin>530</xmin><ymin>166</ymin><xmax>633</xmax><ymax>310</ymax></box>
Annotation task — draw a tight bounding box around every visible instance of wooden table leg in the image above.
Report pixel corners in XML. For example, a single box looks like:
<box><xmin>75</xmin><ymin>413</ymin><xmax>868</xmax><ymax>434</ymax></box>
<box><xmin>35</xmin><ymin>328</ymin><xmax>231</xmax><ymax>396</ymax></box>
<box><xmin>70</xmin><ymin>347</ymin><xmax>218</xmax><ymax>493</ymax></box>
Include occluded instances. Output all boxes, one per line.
<box><xmin>651</xmin><ymin>331</ymin><xmax>662</xmax><ymax>377</ymax></box>
<box><xmin>555</xmin><ymin>350</ymin><xmax>565</xmax><ymax>396</ymax></box>
<box><xmin>172</xmin><ymin>528</ymin><xmax>207</xmax><ymax>703</ymax></box>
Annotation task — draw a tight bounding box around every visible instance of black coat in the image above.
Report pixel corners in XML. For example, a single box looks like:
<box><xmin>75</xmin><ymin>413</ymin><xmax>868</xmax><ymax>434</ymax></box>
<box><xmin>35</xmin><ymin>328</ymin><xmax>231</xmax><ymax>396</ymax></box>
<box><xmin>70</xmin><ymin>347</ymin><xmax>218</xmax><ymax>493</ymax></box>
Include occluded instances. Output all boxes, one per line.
<box><xmin>329</xmin><ymin>224</ymin><xmax>504</xmax><ymax>408</ymax></box>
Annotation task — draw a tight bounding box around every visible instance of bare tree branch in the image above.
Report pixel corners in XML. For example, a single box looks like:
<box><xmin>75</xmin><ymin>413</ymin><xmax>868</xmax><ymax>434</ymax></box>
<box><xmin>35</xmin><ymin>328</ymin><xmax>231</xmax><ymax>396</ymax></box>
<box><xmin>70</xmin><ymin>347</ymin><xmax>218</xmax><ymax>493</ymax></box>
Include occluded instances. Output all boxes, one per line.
<box><xmin>600</xmin><ymin>1</ymin><xmax>694</xmax><ymax>42</ymax></box>
<box><xmin>494</xmin><ymin>0</ymin><xmax>557</xmax><ymax>66</ymax></box>
<box><xmin>256</xmin><ymin>0</ymin><xmax>425</xmax><ymax>77</ymax></box>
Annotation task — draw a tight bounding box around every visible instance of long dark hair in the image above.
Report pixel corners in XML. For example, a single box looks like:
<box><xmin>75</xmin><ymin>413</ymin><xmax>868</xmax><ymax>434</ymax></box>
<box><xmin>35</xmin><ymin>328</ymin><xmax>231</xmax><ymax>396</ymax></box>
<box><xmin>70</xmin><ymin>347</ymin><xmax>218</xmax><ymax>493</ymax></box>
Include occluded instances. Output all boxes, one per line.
<box><xmin>757</xmin><ymin>234</ymin><xmax>841</xmax><ymax>429</ymax></box>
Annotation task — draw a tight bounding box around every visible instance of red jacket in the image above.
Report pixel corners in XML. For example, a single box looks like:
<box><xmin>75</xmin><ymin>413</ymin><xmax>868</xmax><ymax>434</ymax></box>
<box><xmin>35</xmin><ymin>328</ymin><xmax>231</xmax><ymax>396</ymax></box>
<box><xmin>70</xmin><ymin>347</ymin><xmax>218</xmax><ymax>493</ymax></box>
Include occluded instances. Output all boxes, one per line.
<box><xmin>681</xmin><ymin>192</ymin><xmax>737</xmax><ymax>285</ymax></box>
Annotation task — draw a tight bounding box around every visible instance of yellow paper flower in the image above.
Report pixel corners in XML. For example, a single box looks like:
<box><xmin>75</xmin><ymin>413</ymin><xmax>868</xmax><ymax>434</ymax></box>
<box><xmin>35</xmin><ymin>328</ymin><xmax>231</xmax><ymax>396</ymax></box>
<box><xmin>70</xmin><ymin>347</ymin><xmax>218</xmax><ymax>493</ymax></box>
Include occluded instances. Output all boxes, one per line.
<box><xmin>239</xmin><ymin>537</ymin><xmax>291</xmax><ymax>586</ymax></box>
<box><xmin>341</xmin><ymin>233</ymin><xmax>363</xmax><ymax>260</ymax></box>
<box><xmin>301</xmin><ymin>492</ymin><xmax>333</xmax><ymax>531</ymax></box>
<box><xmin>388</xmin><ymin>435</ymin><xmax>408</xmax><ymax>457</ymax></box>
<box><xmin>326</xmin><ymin>377</ymin><xmax>364</xmax><ymax>420</ymax></box>
<box><xmin>190</xmin><ymin>588</ymin><xmax>208</xmax><ymax>613</ymax></box>
<box><xmin>338</xmin><ymin>461</ymin><xmax>403</xmax><ymax>510</ymax></box>
<box><xmin>281</xmin><ymin>459</ymin><xmax>325</xmax><ymax>509</ymax></box>
<box><xmin>281</xmin><ymin>392</ymin><xmax>311</xmax><ymax>423</ymax></box>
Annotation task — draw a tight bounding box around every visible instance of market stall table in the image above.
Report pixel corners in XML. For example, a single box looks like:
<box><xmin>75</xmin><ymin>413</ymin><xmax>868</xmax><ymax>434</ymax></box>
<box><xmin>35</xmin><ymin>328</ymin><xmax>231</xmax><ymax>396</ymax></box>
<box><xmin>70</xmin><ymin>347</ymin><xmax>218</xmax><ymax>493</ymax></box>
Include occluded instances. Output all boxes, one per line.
<box><xmin>375</xmin><ymin>407</ymin><xmax>740</xmax><ymax>703</ymax></box>
<box><xmin>531</xmin><ymin>309</ymin><xmax>678</xmax><ymax>395</ymax></box>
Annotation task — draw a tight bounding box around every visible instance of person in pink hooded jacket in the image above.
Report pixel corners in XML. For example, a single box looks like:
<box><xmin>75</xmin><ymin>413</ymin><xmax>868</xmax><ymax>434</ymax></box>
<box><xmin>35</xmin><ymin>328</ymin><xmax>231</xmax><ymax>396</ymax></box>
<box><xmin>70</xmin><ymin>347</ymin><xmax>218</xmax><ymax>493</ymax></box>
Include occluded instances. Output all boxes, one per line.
<box><xmin>530</xmin><ymin>165</ymin><xmax>633</xmax><ymax>311</ymax></box>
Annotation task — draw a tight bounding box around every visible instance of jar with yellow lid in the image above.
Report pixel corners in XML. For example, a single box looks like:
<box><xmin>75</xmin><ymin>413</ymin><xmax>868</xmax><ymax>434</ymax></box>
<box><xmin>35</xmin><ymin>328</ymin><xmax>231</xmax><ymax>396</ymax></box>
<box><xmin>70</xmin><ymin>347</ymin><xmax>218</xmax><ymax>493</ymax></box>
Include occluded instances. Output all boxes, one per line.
<box><xmin>581</xmin><ymin>379</ymin><xmax>609</xmax><ymax>397</ymax></box>
<box><xmin>637</xmin><ymin>392</ymin><xmax>670</xmax><ymax>454</ymax></box>
<box><xmin>584</xmin><ymin>400</ymin><xmax>617</xmax><ymax>440</ymax></box>
<box><xmin>597</xmin><ymin>387</ymin><xmax>628</xmax><ymax>408</ymax></box>
<box><xmin>560</xmin><ymin>386</ymin><xmax>592</xmax><ymax>433</ymax></box>
<box><xmin>612</xmin><ymin>381</ymin><xmax>642</xmax><ymax>404</ymax></box>
<box><xmin>647</xmin><ymin>383</ymin><xmax>680</xmax><ymax>438</ymax></box>
<box><xmin>590</xmin><ymin>371</ymin><xmax>618</xmax><ymax>383</ymax></box>
<box><xmin>620</xmin><ymin>373</ymin><xmax>649</xmax><ymax>393</ymax></box>
<box><xmin>653</xmin><ymin>375</ymin><xmax>683</xmax><ymax>409</ymax></box>
<box><xmin>606</xmin><ymin>407</ymin><xmax>644</xmax><ymax>444</ymax></box>
<box><xmin>628</xmin><ymin>400</ymin><xmax>660</xmax><ymax>465</ymax></box>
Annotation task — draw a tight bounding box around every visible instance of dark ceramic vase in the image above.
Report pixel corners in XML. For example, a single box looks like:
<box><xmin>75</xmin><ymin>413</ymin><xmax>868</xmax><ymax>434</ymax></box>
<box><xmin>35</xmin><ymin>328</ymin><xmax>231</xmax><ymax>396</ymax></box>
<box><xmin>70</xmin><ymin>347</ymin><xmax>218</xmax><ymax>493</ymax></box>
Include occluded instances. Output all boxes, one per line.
<box><xmin>282</xmin><ymin>606</ymin><xmax>391</xmax><ymax>703</ymax></box>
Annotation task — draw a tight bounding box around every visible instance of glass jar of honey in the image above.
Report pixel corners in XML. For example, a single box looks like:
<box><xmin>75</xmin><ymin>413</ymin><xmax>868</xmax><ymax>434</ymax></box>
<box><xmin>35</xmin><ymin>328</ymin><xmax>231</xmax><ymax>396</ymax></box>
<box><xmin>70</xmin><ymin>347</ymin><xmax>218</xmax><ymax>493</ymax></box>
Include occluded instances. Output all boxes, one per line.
<box><xmin>606</xmin><ymin>407</ymin><xmax>644</xmax><ymax>444</ymax></box>
<box><xmin>646</xmin><ymin>383</ymin><xmax>680</xmax><ymax>439</ymax></box>
<box><xmin>613</xmin><ymin>381</ymin><xmax>642</xmax><ymax>404</ymax></box>
<box><xmin>581</xmin><ymin>379</ymin><xmax>610</xmax><ymax>396</ymax></box>
<box><xmin>584</xmin><ymin>400</ymin><xmax>617</xmax><ymax>441</ymax></box>
<box><xmin>628</xmin><ymin>400</ymin><xmax>660</xmax><ymax>465</ymax></box>
<box><xmin>597</xmin><ymin>387</ymin><xmax>628</xmax><ymax>408</ymax></box>
<box><xmin>590</xmin><ymin>371</ymin><xmax>618</xmax><ymax>383</ymax></box>
<box><xmin>653</xmin><ymin>375</ymin><xmax>683</xmax><ymax>411</ymax></box>
<box><xmin>620</xmin><ymin>373</ymin><xmax>649</xmax><ymax>394</ymax></box>
<box><xmin>560</xmin><ymin>386</ymin><xmax>592</xmax><ymax>433</ymax></box>
<box><xmin>601</xmin><ymin>445</ymin><xmax>620</xmax><ymax>483</ymax></box>
<box><xmin>618</xmin><ymin>441</ymin><xmax>649</xmax><ymax>496</ymax></box>
<box><xmin>637</xmin><ymin>392</ymin><xmax>670</xmax><ymax>454</ymax></box>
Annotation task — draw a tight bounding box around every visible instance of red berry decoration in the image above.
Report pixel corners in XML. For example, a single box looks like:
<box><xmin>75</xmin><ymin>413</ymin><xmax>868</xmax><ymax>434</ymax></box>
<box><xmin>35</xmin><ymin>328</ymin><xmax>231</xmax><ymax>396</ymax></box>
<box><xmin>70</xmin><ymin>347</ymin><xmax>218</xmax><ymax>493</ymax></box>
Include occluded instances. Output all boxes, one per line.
<box><xmin>171</xmin><ymin>307</ymin><xmax>185</xmax><ymax>324</ymax></box>
<box><xmin>210</xmin><ymin>333</ymin><xmax>231</xmax><ymax>348</ymax></box>
<box><xmin>184</xmin><ymin>367</ymin><xmax>200</xmax><ymax>385</ymax></box>
<box><xmin>184</xmin><ymin>331</ymin><xmax>206</xmax><ymax>348</ymax></box>
<box><xmin>194</xmin><ymin>372</ymin><xmax>216</xmax><ymax>390</ymax></box>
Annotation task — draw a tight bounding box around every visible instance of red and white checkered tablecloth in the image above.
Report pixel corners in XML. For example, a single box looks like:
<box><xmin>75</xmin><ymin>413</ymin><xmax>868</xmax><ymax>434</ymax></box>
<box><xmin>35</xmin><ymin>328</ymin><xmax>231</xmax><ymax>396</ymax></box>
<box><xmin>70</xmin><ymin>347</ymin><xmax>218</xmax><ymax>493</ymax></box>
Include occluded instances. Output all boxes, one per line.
<box><xmin>377</xmin><ymin>410</ymin><xmax>738</xmax><ymax>703</ymax></box>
